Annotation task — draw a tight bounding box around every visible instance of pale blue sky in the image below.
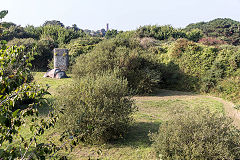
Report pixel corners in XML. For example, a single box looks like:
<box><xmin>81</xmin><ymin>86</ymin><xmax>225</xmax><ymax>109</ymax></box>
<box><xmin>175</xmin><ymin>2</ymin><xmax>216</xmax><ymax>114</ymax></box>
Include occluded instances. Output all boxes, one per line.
<box><xmin>1</xmin><ymin>0</ymin><xmax>240</xmax><ymax>30</ymax></box>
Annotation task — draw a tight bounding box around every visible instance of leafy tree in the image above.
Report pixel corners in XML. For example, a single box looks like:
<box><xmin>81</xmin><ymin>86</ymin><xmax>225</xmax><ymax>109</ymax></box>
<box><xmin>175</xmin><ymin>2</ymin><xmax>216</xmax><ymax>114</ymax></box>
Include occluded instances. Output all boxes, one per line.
<box><xmin>105</xmin><ymin>29</ymin><xmax>118</xmax><ymax>39</ymax></box>
<box><xmin>0</xmin><ymin>10</ymin><xmax>8</xmax><ymax>22</ymax></box>
<box><xmin>70</xmin><ymin>24</ymin><xmax>80</xmax><ymax>31</ymax></box>
<box><xmin>43</xmin><ymin>20</ymin><xmax>65</xmax><ymax>27</ymax></box>
<box><xmin>0</xmin><ymin>44</ymin><xmax>65</xmax><ymax>159</ymax></box>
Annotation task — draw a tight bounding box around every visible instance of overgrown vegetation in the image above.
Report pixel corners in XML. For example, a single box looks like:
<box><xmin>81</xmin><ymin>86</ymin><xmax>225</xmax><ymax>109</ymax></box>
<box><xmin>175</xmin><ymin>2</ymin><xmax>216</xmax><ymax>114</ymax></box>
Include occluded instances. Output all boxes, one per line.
<box><xmin>185</xmin><ymin>18</ymin><xmax>240</xmax><ymax>45</ymax></box>
<box><xmin>1</xmin><ymin>9</ymin><xmax>240</xmax><ymax>159</ymax></box>
<box><xmin>57</xmin><ymin>71</ymin><xmax>136</xmax><ymax>144</ymax></box>
<box><xmin>72</xmin><ymin>36</ymin><xmax>162</xmax><ymax>94</ymax></box>
<box><xmin>151</xmin><ymin>109</ymin><xmax>240</xmax><ymax>159</ymax></box>
<box><xmin>0</xmin><ymin>44</ymin><xmax>62</xmax><ymax>159</ymax></box>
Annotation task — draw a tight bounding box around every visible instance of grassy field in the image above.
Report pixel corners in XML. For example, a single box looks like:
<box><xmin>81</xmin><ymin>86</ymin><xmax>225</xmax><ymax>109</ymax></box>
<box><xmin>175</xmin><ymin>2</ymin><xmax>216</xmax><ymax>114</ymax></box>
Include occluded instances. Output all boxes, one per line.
<box><xmin>25</xmin><ymin>72</ymin><xmax>228</xmax><ymax>159</ymax></box>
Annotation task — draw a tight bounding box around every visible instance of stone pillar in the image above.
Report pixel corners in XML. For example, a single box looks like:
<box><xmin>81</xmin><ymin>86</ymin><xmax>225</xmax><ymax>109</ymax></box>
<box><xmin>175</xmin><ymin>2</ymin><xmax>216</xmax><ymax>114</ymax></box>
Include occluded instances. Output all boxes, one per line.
<box><xmin>54</xmin><ymin>48</ymin><xmax>69</xmax><ymax>71</ymax></box>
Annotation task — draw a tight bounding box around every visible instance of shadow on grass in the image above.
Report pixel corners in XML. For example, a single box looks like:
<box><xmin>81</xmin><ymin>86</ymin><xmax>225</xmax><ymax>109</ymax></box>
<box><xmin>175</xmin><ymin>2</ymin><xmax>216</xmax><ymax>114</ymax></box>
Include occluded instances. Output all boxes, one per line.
<box><xmin>150</xmin><ymin>89</ymin><xmax>196</xmax><ymax>97</ymax></box>
<box><xmin>113</xmin><ymin>121</ymin><xmax>161</xmax><ymax>148</ymax></box>
<box><xmin>38</xmin><ymin>98</ymin><xmax>55</xmax><ymax>116</ymax></box>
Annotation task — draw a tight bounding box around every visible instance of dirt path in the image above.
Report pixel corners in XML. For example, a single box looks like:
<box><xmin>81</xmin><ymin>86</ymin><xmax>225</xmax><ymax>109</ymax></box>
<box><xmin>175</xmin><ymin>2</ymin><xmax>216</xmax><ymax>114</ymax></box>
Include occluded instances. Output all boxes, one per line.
<box><xmin>133</xmin><ymin>89</ymin><xmax>240</xmax><ymax>128</ymax></box>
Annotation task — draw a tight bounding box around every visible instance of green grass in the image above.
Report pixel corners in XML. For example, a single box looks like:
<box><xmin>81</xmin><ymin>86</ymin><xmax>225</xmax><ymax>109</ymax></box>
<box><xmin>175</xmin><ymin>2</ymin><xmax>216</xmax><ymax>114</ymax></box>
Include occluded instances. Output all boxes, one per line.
<box><xmin>4</xmin><ymin>72</ymin><xmax>225</xmax><ymax>159</ymax></box>
<box><xmin>32</xmin><ymin>72</ymin><xmax>73</xmax><ymax>96</ymax></box>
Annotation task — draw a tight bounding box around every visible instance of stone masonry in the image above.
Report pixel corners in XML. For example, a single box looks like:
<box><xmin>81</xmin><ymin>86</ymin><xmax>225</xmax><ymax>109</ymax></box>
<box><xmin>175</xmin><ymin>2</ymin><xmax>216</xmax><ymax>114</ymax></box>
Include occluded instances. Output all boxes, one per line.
<box><xmin>54</xmin><ymin>48</ymin><xmax>69</xmax><ymax>71</ymax></box>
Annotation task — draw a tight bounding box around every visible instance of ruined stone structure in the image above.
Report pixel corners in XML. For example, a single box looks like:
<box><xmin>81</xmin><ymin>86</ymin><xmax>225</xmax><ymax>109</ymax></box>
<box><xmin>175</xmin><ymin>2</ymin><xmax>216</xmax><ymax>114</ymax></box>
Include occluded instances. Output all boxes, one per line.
<box><xmin>43</xmin><ymin>48</ymin><xmax>69</xmax><ymax>79</ymax></box>
<box><xmin>54</xmin><ymin>48</ymin><xmax>69</xmax><ymax>71</ymax></box>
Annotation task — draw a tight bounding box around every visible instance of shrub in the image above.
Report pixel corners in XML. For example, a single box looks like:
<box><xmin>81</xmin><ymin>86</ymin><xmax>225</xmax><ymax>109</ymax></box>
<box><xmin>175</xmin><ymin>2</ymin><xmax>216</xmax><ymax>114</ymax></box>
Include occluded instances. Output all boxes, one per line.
<box><xmin>66</xmin><ymin>36</ymin><xmax>102</xmax><ymax>66</ymax></box>
<box><xmin>6</xmin><ymin>37</ymin><xmax>56</xmax><ymax>71</ymax></box>
<box><xmin>170</xmin><ymin>38</ymin><xmax>194</xmax><ymax>57</ymax></box>
<box><xmin>0</xmin><ymin>25</ymin><xmax>30</xmax><ymax>41</ymax></box>
<box><xmin>136</xmin><ymin>25</ymin><xmax>187</xmax><ymax>41</ymax></box>
<box><xmin>186</xmin><ymin>29</ymin><xmax>203</xmax><ymax>42</ymax></box>
<box><xmin>150</xmin><ymin>109</ymin><xmax>240</xmax><ymax>159</ymax></box>
<box><xmin>40</xmin><ymin>25</ymin><xmax>85</xmax><ymax>45</ymax></box>
<box><xmin>199</xmin><ymin>37</ymin><xmax>226</xmax><ymax>46</ymax></box>
<box><xmin>72</xmin><ymin>37</ymin><xmax>162</xmax><ymax>94</ymax></box>
<box><xmin>215</xmin><ymin>77</ymin><xmax>240</xmax><ymax>103</ymax></box>
<box><xmin>57</xmin><ymin>72</ymin><xmax>136</xmax><ymax>144</ymax></box>
<box><xmin>33</xmin><ymin>36</ymin><xmax>57</xmax><ymax>71</ymax></box>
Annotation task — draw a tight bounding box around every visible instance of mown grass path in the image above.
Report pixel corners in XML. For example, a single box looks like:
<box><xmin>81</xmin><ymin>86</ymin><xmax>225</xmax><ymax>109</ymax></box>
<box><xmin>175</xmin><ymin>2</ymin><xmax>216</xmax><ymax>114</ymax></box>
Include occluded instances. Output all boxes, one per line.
<box><xmin>134</xmin><ymin>89</ymin><xmax>239</xmax><ymax>128</ymax></box>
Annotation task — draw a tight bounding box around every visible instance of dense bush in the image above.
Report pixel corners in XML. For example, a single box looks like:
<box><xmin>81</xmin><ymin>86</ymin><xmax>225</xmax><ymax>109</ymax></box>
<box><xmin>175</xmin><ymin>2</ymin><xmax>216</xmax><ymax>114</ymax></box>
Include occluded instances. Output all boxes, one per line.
<box><xmin>7</xmin><ymin>38</ymin><xmax>37</xmax><ymax>52</ymax></box>
<box><xmin>33</xmin><ymin>36</ymin><xmax>56</xmax><ymax>71</ymax></box>
<box><xmin>66</xmin><ymin>36</ymin><xmax>102</xmax><ymax>66</ymax></box>
<box><xmin>24</xmin><ymin>25</ymin><xmax>42</xmax><ymax>39</ymax></box>
<box><xmin>158</xmin><ymin>40</ymin><xmax>240</xmax><ymax>94</ymax></box>
<box><xmin>215</xmin><ymin>77</ymin><xmax>240</xmax><ymax>103</ymax></box>
<box><xmin>199</xmin><ymin>37</ymin><xmax>226</xmax><ymax>46</ymax></box>
<box><xmin>57</xmin><ymin>72</ymin><xmax>136</xmax><ymax>144</ymax></box>
<box><xmin>150</xmin><ymin>109</ymin><xmax>240</xmax><ymax>159</ymax></box>
<box><xmin>185</xmin><ymin>18</ymin><xmax>240</xmax><ymax>45</ymax></box>
<box><xmin>186</xmin><ymin>29</ymin><xmax>203</xmax><ymax>42</ymax></box>
<box><xmin>72</xmin><ymin>37</ymin><xmax>162</xmax><ymax>94</ymax></box>
<box><xmin>136</xmin><ymin>25</ymin><xmax>186</xmax><ymax>41</ymax></box>
<box><xmin>0</xmin><ymin>25</ymin><xmax>32</xmax><ymax>41</ymax></box>
<box><xmin>7</xmin><ymin>37</ymin><xmax>56</xmax><ymax>71</ymax></box>
<box><xmin>40</xmin><ymin>25</ymin><xmax>85</xmax><ymax>45</ymax></box>
<box><xmin>105</xmin><ymin>29</ymin><xmax>118</xmax><ymax>39</ymax></box>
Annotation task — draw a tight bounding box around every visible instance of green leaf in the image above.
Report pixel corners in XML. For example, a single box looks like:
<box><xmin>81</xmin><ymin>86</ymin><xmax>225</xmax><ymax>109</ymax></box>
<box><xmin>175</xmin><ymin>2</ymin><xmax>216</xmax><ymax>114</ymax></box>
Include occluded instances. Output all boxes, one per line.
<box><xmin>12</xmin><ymin>109</ymin><xmax>20</xmax><ymax>118</ymax></box>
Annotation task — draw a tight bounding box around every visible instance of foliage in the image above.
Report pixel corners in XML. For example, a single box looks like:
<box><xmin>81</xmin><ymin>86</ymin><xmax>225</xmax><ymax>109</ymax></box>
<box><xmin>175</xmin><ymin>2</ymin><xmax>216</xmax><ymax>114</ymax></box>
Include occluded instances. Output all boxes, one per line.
<box><xmin>169</xmin><ymin>38</ymin><xmax>195</xmax><ymax>57</ymax></box>
<box><xmin>7</xmin><ymin>37</ymin><xmax>56</xmax><ymax>71</ymax></box>
<box><xmin>214</xmin><ymin>77</ymin><xmax>240</xmax><ymax>103</ymax></box>
<box><xmin>66</xmin><ymin>36</ymin><xmax>102</xmax><ymax>66</ymax></box>
<box><xmin>0</xmin><ymin>25</ymin><xmax>32</xmax><ymax>41</ymax></box>
<box><xmin>0</xmin><ymin>22</ymin><xmax>16</xmax><ymax>29</ymax></box>
<box><xmin>7</xmin><ymin>38</ymin><xmax>37</xmax><ymax>52</ymax></box>
<box><xmin>33</xmin><ymin>36</ymin><xmax>57</xmax><ymax>71</ymax></box>
<box><xmin>0</xmin><ymin>44</ymin><xmax>62</xmax><ymax>159</ymax></box>
<box><xmin>72</xmin><ymin>37</ymin><xmax>162</xmax><ymax>94</ymax></box>
<box><xmin>24</xmin><ymin>25</ymin><xmax>42</xmax><ymax>39</ymax></box>
<box><xmin>57</xmin><ymin>72</ymin><xmax>136</xmax><ymax>144</ymax></box>
<box><xmin>0</xmin><ymin>44</ymin><xmax>34</xmax><ymax>95</ymax></box>
<box><xmin>43</xmin><ymin>20</ymin><xmax>65</xmax><ymax>27</ymax></box>
<box><xmin>136</xmin><ymin>25</ymin><xmax>186</xmax><ymax>41</ymax></box>
<box><xmin>158</xmin><ymin>40</ymin><xmax>240</xmax><ymax>95</ymax></box>
<box><xmin>40</xmin><ymin>25</ymin><xmax>85</xmax><ymax>45</ymax></box>
<box><xmin>0</xmin><ymin>10</ymin><xmax>8</xmax><ymax>21</ymax></box>
<box><xmin>150</xmin><ymin>109</ymin><xmax>240</xmax><ymax>159</ymax></box>
<box><xmin>105</xmin><ymin>29</ymin><xmax>118</xmax><ymax>39</ymax></box>
<box><xmin>186</xmin><ymin>29</ymin><xmax>203</xmax><ymax>42</ymax></box>
<box><xmin>199</xmin><ymin>37</ymin><xmax>226</xmax><ymax>46</ymax></box>
<box><xmin>185</xmin><ymin>18</ymin><xmax>240</xmax><ymax>45</ymax></box>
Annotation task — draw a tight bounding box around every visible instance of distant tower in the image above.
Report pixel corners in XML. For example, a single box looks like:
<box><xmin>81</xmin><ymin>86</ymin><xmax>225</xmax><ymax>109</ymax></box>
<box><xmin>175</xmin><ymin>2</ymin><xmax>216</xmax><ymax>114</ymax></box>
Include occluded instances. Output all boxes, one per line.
<box><xmin>106</xmin><ymin>23</ymin><xmax>109</xmax><ymax>32</ymax></box>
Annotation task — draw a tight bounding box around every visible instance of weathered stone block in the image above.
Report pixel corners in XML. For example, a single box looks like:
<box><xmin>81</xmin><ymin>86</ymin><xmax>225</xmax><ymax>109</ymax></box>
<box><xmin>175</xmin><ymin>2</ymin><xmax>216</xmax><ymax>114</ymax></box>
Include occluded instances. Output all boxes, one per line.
<box><xmin>54</xmin><ymin>48</ymin><xmax>69</xmax><ymax>71</ymax></box>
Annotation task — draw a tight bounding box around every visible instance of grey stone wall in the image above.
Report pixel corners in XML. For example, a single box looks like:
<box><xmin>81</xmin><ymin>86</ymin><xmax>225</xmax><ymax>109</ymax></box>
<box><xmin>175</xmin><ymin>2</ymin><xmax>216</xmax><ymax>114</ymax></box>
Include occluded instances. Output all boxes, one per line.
<box><xmin>54</xmin><ymin>48</ymin><xmax>69</xmax><ymax>71</ymax></box>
